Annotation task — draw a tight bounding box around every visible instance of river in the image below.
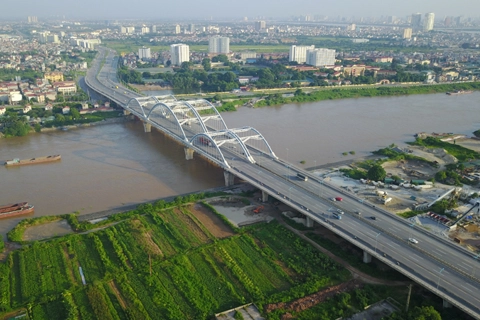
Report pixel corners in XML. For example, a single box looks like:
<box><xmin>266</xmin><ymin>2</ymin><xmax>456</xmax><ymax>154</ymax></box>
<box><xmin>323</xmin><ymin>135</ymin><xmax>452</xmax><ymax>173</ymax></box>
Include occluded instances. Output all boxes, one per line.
<box><xmin>0</xmin><ymin>91</ymin><xmax>479</xmax><ymax>237</ymax></box>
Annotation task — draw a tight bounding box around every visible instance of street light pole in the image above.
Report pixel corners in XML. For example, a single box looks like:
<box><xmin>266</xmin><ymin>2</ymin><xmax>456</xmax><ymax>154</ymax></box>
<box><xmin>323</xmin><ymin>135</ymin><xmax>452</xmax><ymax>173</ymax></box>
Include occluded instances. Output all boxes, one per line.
<box><xmin>375</xmin><ymin>232</ymin><xmax>381</xmax><ymax>253</ymax></box>
<box><xmin>436</xmin><ymin>267</ymin><xmax>445</xmax><ymax>289</ymax></box>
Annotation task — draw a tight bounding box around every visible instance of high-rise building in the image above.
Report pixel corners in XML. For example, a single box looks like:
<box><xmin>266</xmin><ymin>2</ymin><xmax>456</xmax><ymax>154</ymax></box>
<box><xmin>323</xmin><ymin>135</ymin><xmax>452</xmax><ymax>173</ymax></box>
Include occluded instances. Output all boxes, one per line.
<box><xmin>138</xmin><ymin>47</ymin><xmax>151</xmax><ymax>59</ymax></box>
<box><xmin>411</xmin><ymin>13</ymin><xmax>422</xmax><ymax>30</ymax></box>
<box><xmin>403</xmin><ymin>28</ymin><xmax>413</xmax><ymax>39</ymax></box>
<box><xmin>151</xmin><ymin>25</ymin><xmax>157</xmax><ymax>33</ymax></box>
<box><xmin>170</xmin><ymin>44</ymin><xmax>189</xmax><ymax>66</ymax></box>
<box><xmin>174</xmin><ymin>24</ymin><xmax>181</xmax><ymax>34</ymax></box>
<box><xmin>424</xmin><ymin>13</ymin><xmax>435</xmax><ymax>31</ymax></box>
<box><xmin>188</xmin><ymin>24</ymin><xmax>195</xmax><ymax>33</ymax></box>
<box><xmin>306</xmin><ymin>48</ymin><xmax>336</xmax><ymax>67</ymax></box>
<box><xmin>27</xmin><ymin>16</ymin><xmax>38</xmax><ymax>23</ymax></box>
<box><xmin>209</xmin><ymin>36</ymin><xmax>230</xmax><ymax>54</ymax></box>
<box><xmin>141</xmin><ymin>26</ymin><xmax>150</xmax><ymax>34</ymax></box>
<box><xmin>255</xmin><ymin>21</ymin><xmax>266</xmax><ymax>31</ymax></box>
<box><xmin>346</xmin><ymin>24</ymin><xmax>356</xmax><ymax>31</ymax></box>
<box><xmin>289</xmin><ymin>45</ymin><xmax>315</xmax><ymax>64</ymax></box>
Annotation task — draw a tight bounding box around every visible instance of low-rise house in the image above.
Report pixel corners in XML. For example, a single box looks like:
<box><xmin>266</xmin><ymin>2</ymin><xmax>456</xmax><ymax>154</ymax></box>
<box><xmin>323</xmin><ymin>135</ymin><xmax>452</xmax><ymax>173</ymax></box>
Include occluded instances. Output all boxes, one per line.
<box><xmin>62</xmin><ymin>106</ymin><xmax>70</xmax><ymax>114</ymax></box>
<box><xmin>44</xmin><ymin>103</ymin><xmax>53</xmax><ymax>111</ymax></box>
<box><xmin>22</xmin><ymin>105</ymin><xmax>32</xmax><ymax>113</ymax></box>
<box><xmin>0</xmin><ymin>107</ymin><xmax>6</xmax><ymax>115</ymax></box>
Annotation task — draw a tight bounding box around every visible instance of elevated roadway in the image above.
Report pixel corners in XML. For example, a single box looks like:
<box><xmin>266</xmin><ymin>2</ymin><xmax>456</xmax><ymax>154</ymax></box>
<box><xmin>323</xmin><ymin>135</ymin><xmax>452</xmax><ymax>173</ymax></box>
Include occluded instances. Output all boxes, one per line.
<box><xmin>85</xmin><ymin>47</ymin><xmax>480</xmax><ymax>318</ymax></box>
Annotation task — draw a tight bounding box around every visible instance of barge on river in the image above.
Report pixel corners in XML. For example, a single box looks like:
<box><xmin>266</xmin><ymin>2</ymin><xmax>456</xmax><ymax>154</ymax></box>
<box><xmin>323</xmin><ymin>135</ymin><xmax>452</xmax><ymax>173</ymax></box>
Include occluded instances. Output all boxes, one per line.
<box><xmin>4</xmin><ymin>155</ymin><xmax>61</xmax><ymax>167</ymax></box>
<box><xmin>0</xmin><ymin>202</ymin><xmax>34</xmax><ymax>219</ymax></box>
<box><xmin>446</xmin><ymin>90</ymin><xmax>473</xmax><ymax>95</ymax></box>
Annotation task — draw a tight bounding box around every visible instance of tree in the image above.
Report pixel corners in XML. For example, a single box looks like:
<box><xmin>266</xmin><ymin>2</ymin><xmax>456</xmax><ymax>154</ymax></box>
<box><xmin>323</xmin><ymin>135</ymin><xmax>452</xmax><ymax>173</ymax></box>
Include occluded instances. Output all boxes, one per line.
<box><xmin>367</xmin><ymin>165</ymin><xmax>386</xmax><ymax>181</ymax></box>
<box><xmin>201</xmin><ymin>58</ymin><xmax>211</xmax><ymax>71</ymax></box>
<box><xmin>411</xmin><ymin>306</ymin><xmax>441</xmax><ymax>320</ymax></box>
<box><xmin>70</xmin><ymin>107</ymin><xmax>80</xmax><ymax>120</ymax></box>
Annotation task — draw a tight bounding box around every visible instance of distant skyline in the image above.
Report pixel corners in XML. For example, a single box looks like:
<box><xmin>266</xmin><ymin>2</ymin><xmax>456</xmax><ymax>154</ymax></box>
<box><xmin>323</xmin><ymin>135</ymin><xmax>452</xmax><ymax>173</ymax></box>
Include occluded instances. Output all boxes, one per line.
<box><xmin>3</xmin><ymin>0</ymin><xmax>479</xmax><ymax>20</ymax></box>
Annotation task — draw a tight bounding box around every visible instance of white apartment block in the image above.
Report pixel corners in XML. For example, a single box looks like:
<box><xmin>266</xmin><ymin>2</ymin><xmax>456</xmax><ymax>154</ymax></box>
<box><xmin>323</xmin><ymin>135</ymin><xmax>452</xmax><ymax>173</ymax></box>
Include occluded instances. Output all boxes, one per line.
<box><xmin>424</xmin><ymin>13</ymin><xmax>435</xmax><ymax>31</ymax></box>
<box><xmin>289</xmin><ymin>45</ymin><xmax>315</xmax><ymax>64</ymax></box>
<box><xmin>208</xmin><ymin>36</ymin><xmax>230</xmax><ymax>54</ymax></box>
<box><xmin>170</xmin><ymin>44</ymin><xmax>190</xmax><ymax>66</ymax></box>
<box><xmin>306</xmin><ymin>48</ymin><xmax>336</xmax><ymax>67</ymax></box>
<box><xmin>138</xmin><ymin>47</ymin><xmax>151</xmax><ymax>59</ymax></box>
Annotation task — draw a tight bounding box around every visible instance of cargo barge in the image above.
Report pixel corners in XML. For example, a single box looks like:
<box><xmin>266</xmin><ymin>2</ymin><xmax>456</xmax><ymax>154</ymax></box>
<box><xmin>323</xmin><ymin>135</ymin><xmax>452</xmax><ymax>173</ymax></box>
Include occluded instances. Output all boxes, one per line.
<box><xmin>4</xmin><ymin>155</ymin><xmax>61</xmax><ymax>167</ymax></box>
<box><xmin>0</xmin><ymin>202</ymin><xmax>34</xmax><ymax>219</ymax></box>
<box><xmin>446</xmin><ymin>90</ymin><xmax>473</xmax><ymax>95</ymax></box>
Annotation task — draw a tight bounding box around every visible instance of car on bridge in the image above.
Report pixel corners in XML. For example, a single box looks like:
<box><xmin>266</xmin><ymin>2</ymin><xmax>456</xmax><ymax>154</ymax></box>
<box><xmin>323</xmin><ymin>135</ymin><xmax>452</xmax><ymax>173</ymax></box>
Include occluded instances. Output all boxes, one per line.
<box><xmin>408</xmin><ymin>238</ymin><xmax>419</xmax><ymax>244</ymax></box>
<box><xmin>369</xmin><ymin>216</ymin><xmax>377</xmax><ymax>220</ymax></box>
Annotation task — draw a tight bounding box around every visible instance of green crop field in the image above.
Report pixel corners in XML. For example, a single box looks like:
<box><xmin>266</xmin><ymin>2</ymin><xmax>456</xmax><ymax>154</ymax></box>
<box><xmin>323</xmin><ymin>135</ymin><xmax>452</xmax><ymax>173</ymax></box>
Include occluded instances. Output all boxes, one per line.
<box><xmin>0</xmin><ymin>202</ymin><xmax>354</xmax><ymax>319</ymax></box>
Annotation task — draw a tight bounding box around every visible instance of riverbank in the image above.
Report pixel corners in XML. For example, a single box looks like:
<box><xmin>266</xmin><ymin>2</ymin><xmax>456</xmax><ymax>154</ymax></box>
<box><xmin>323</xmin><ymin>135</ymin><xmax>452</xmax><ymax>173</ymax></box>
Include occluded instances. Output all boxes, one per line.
<box><xmin>130</xmin><ymin>83</ymin><xmax>173</xmax><ymax>91</ymax></box>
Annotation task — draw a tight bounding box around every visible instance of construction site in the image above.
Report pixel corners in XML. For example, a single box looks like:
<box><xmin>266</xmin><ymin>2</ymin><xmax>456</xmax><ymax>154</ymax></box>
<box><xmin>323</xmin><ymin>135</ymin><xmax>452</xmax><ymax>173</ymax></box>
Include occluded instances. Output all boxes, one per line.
<box><xmin>314</xmin><ymin>138</ymin><xmax>480</xmax><ymax>252</ymax></box>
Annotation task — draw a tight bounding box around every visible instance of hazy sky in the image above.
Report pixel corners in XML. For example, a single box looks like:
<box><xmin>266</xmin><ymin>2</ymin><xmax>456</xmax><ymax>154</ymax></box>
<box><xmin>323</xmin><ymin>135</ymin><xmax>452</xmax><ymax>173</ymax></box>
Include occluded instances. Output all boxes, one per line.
<box><xmin>3</xmin><ymin>0</ymin><xmax>478</xmax><ymax>20</ymax></box>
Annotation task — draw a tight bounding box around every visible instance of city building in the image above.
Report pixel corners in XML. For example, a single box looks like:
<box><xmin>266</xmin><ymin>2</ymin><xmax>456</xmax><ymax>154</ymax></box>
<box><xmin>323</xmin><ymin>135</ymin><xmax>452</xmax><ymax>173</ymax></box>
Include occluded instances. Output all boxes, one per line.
<box><xmin>188</xmin><ymin>24</ymin><xmax>195</xmax><ymax>33</ymax></box>
<box><xmin>424</xmin><ymin>13</ymin><xmax>435</xmax><ymax>31</ymax></box>
<box><xmin>403</xmin><ymin>28</ymin><xmax>413</xmax><ymax>39</ymax></box>
<box><xmin>411</xmin><ymin>13</ymin><xmax>422</xmax><ymax>30</ymax></box>
<box><xmin>174</xmin><ymin>24</ymin><xmax>181</xmax><ymax>34</ymax></box>
<box><xmin>240</xmin><ymin>51</ymin><xmax>257</xmax><ymax>61</ymax></box>
<box><xmin>170</xmin><ymin>44</ymin><xmax>189</xmax><ymax>66</ymax></box>
<box><xmin>151</xmin><ymin>25</ymin><xmax>157</xmax><ymax>33</ymax></box>
<box><xmin>209</xmin><ymin>36</ymin><xmax>230</xmax><ymax>54</ymax></box>
<box><xmin>346</xmin><ymin>24</ymin><xmax>356</xmax><ymax>31</ymax></box>
<box><xmin>255</xmin><ymin>21</ymin><xmax>266</xmax><ymax>31</ymax></box>
<box><xmin>289</xmin><ymin>45</ymin><xmax>315</xmax><ymax>64</ymax></box>
<box><xmin>141</xmin><ymin>26</ymin><xmax>150</xmax><ymax>34</ymax></box>
<box><xmin>27</xmin><ymin>16</ymin><xmax>38</xmax><ymax>23</ymax></box>
<box><xmin>306</xmin><ymin>48</ymin><xmax>336</xmax><ymax>67</ymax></box>
<box><xmin>44</xmin><ymin>71</ymin><xmax>64</xmax><ymax>82</ymax></box>
<box><xmin>138</xmin><ymin>47</ymin><xmax>151</xmax><ymax>59</ymax></box>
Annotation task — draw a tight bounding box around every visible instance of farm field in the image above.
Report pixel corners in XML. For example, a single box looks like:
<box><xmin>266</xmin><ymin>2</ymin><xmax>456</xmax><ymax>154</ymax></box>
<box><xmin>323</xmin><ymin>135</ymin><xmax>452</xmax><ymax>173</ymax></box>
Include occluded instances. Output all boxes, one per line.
<box><xmin>0</xmin><ymin>202</ymin><xmax>351</xmax><ymax>320</ymax></box>
<box><xmin>102</xmin><ymin>40</ymin><xmax>291</xmax><ymax>54</ymax></box>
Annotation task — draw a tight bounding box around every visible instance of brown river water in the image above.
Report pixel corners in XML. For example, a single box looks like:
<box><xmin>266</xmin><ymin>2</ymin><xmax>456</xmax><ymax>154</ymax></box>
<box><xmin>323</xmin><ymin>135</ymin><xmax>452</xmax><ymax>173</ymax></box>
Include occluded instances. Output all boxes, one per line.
<box><xmin>1</xmin><ymin>91</ymin><xmax>479</xmax><ymax>237</ymax></box>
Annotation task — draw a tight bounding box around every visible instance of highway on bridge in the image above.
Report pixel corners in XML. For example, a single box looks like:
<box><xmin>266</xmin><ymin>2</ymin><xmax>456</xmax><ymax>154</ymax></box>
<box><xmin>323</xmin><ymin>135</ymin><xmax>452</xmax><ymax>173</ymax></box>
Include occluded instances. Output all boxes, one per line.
<box><xmin>86</xmin><ymin>47</ymin><xmax>480</xmax><ymax>318</ymax></box>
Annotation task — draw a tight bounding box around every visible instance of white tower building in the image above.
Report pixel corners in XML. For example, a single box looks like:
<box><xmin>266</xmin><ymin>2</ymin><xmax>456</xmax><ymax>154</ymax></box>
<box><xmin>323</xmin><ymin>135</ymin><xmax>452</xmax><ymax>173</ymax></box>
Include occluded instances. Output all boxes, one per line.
<box><xmin>306</xmin><ymin>48</ymin><xmax>336</xmax><ymax>67</ymax></box>
<box><xmin>208</xmin><ymin>36</ymin><xmax>230</xmax><ymax>54</ymax></box>
<box><xmin>289</xmin><ymin>45</ymin><xmax>315</xmax><ymax>64</ymax></box>
<box><xmin>170</xmin><ymin>44</ymin><xmax>190</xmax><ymax>66</ymax></box>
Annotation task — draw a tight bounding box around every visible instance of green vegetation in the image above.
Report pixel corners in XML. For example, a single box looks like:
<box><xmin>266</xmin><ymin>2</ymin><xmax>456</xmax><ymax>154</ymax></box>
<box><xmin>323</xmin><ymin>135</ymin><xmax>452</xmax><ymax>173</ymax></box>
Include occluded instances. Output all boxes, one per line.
<box><xmin>349</xmin><ymin>151</ymin><xmax>355</xmax><ymax>155</ymax></box>
<box><xmin>7</xmin><ymin>215</ymin><xmax>65</xmax><ymax>243</ymax></box>
<box><xmin>0</xmin><ymin>113</ymin><xmax>31</xmax><ymax>137</ymax></box>
<box><xmin>254</xmin><ymin>82</ymin><xmax>480</xmax><ymax>107</ymax></box>
<box><xmin>367</xmin><ymin>164</ymin><xmax>387</xmax><ymax>181</ymax></box>
<box><xmin>474</xmin><ymin>129</ymin><xmax>480</xmax><ymax>138</ymax></box>
<box><xmin>305</xmin><ymin>233</ymin><xmax>406</xmax><ymax>281</ymax></box>
<box><xmin>0</xmin><ymin>236</ymin><xmax>4</xmax><ymax>252</ymax></box>
<box><xmin>1</xmin><ymin>203</ymin><xmax>352</xmax><ymax>319</ymax></box>
<box><xmin>340</xmin><ymin>168</ymin><xmax>368</xmax><ymax>180</ymax></box>
<box><xmin>398</xmin><ymin>211</ymin><xmax>422</xmax><ymax>219</ymax></box>
<box><xmin>373</xmin><ymin>146</ymin><xmax>437</xmax><ymax>166</ymax></box>
<box><xmin>409</xmin><ymin>137</ymin><xmax>480</xmax><ymax>161</ymax></box>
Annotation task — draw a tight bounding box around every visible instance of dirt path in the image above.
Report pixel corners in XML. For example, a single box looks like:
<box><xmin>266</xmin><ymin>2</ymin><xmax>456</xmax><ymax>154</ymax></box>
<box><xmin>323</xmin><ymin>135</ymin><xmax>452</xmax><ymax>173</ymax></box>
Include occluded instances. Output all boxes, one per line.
<box><xmin>265</xmin><ymin>280</ymin><xmax>363</xmax><ymax>315</ymax></box>
<box><xmin>108</xmin><ymin>280</ymin><xmax>127</xmax><ymax>310</ymax></box>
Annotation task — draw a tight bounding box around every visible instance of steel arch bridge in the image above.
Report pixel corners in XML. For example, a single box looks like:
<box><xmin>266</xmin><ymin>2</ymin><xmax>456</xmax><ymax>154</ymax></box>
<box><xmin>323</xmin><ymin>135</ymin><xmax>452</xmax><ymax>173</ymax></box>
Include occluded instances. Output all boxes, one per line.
<box><xmin>124</xmin><ymin>95</ymin><xmax>277</xmax><ymax>168</ymax></box>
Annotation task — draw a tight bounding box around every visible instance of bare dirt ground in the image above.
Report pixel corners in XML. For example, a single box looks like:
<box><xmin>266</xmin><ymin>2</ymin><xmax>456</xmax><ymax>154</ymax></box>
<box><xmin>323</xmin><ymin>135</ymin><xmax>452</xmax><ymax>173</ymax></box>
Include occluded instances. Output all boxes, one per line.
<box><xmin>453</xmin><ymin>137</ymin><xmax>480</xmax><ymax>153</ymax></box>
<box><xmin>188</xmin><ymin>203</ymin><xmax>235</xmax><ymax>238</ymax></box>
<box><xmin>265</xmin><ymin>280</ymin><xmax>363</xmax><ymax>316</ymax></box>
<box><xmin>0</xmin><ymin>241</ymin><xmax>22</xmax><ymax>262</ymax></box>
<box><xmin>382</xmin><ymin>158</ymin><xmax>438</xmax><ymax>181</ymax></box>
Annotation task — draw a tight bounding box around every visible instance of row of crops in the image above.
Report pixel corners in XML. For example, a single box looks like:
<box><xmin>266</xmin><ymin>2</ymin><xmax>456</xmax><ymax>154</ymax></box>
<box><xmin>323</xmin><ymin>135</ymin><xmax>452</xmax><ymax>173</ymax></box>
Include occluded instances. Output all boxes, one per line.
<box><xmin>0</xmin><ymin>204</ymin><xmax>351</xmax><ymax>319</ymax></box>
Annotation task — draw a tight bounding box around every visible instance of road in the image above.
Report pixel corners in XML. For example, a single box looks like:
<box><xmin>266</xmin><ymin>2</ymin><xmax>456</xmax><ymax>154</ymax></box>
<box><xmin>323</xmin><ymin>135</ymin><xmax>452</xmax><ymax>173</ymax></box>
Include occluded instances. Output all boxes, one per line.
<box><xmin>85</xmin><ymin>47</ymin><xmax>480</xmax><ymax>319</ymax></box>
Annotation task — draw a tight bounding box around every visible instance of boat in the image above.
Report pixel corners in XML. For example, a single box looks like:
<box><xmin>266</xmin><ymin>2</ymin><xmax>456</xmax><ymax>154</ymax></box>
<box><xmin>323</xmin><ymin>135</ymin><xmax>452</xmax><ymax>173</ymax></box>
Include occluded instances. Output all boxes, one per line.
<box><xmin>4</xmin><ymin>155</ymin><xmax>61</xmax><ymax>167</ymax></box>
<box><xmin>446</xmin><ymin>90</ymin><xmax>473</xmax><ymax>95</ymax></box>
<box><xmin>0</xmin><ymin>202</ymin><xmax>34</xmax><ymax>219</ymax></box>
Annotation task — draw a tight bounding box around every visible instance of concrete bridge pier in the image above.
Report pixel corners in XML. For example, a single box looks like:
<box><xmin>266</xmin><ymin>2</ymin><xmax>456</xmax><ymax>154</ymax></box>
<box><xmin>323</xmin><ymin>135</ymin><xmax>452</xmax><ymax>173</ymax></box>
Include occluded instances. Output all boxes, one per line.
<box><xmin>261</xmin><ymin>191</ymin><xmax>269</xmax><ymax>202</ymax></box>
<box><xmin>184</xmin><ymin>148</ymin><xmax>194</xmax><ymax>160</ymax></box>
<box><xmin>443</xmin><ymin>300</ymin><xmax>452</xmax><ymax>308</ymax></box>
<box><xmin>363</xmin><ymin>251</ymin><xmax>372</xmax><ymax>263</ymax></box>
<box><xmin>224</xmin><ymin>171</ymin><xmax>235</xmax><ymax>187</ymax></box>
<box><xmin>143</xmin><ymin>122</ymin><xmax>151</xmax><ymax>133</ymax></box>
<box><xmin>123</xmin><ymin>110</ymin><xmax>130</xmax><ymax>115</ymax></box>
<box><xmin>306</xmin><ymin>216</ymin><xmax>314</xmax><ymax>228</ymax></box>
